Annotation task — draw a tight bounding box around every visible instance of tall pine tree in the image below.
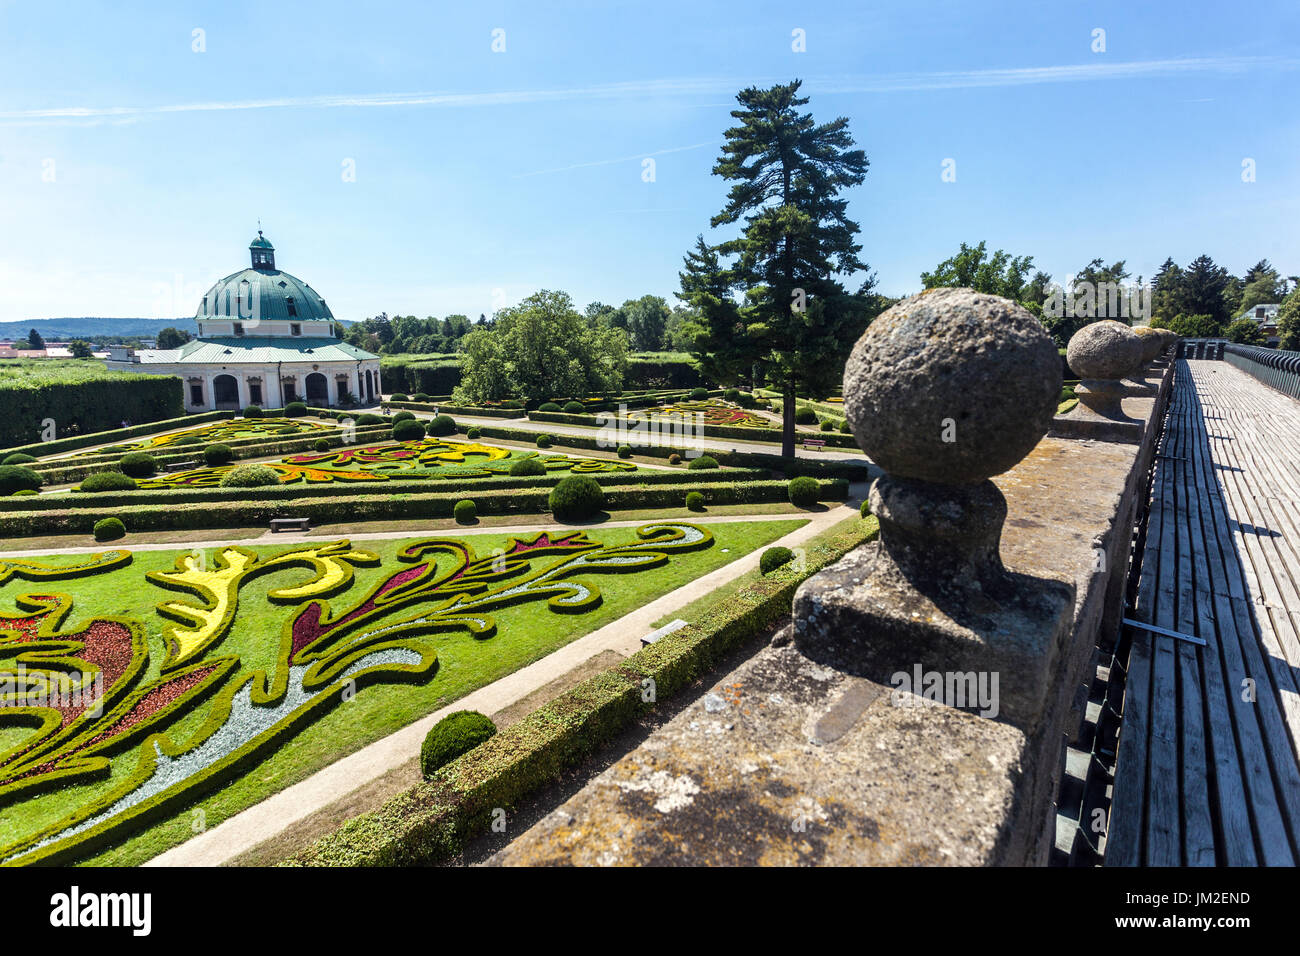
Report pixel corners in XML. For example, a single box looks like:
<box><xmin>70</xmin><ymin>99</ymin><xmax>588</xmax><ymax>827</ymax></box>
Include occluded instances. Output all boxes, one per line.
<box><xmin>700</xmin><ymin>80</ymin><xmax>870</xmax><ymax>457</ymax></box>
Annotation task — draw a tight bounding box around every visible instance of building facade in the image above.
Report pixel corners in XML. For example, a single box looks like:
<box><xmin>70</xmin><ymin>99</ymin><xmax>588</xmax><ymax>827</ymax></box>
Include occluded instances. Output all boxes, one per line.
<box><xmin>104</xmin><ymin>232</ymin><xmax>381</xmax><ymax>411</ymax></box>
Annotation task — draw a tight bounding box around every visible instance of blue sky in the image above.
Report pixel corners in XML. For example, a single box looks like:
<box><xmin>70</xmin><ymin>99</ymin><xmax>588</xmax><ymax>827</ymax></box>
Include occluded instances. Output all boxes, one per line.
<box><xmin>0</xmin><ymin>0</ymin><xmax>1296</xmax><ymax>324</ymax></box>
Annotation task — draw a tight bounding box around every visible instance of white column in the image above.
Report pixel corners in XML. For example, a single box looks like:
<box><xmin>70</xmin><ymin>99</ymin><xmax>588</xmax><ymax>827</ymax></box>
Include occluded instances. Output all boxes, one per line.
<box><xmin>236</xmin><ymin>373</ymin><xmax>250</xmax><ymax>411</ymax></box>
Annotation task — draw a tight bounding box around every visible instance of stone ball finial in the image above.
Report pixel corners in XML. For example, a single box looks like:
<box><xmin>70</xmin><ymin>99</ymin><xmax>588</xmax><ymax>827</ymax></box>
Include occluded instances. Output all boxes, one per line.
<box><xmin>1066</xmin><ymin>320</ymin><xmax>1143</xmax><ymax>380</ymax></box>
<box><xmin>1131</xmin><ymin>325</ymin><xmax>1165</xmax><ymax>363</ymax></box>
<box><xmin>843</xmin><ymin>288</ymin><xmax>1061</xmax><ymax>486</ymax></box>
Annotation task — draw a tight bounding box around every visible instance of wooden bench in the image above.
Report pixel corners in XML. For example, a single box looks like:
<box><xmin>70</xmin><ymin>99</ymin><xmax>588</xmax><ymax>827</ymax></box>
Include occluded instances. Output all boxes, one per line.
<box><xmin>801</xmin><ymin>438</ymin><xmax>827</xmax><ymax>452</ymax></box>
<box><xmin>640</xmin><ymin>618</ymin><xmax>688</xmax><ymax>648</ymax></box>
<box><xmin>162</xmin><ymin>459</ymin><xmax>200</xmax><ymax>473</ymax></box>
<box><xmin>270</xmin><ymin>517</ymin><xmax>311</xmax><ymax>533</ymax></box>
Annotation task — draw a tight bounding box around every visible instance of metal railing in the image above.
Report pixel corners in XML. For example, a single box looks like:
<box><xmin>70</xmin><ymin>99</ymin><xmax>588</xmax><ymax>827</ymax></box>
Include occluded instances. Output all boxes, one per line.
<box><xmin>1223</xmin><ymin>343</ymin><xmax>1300</xmax><ymax>400</ymax></box>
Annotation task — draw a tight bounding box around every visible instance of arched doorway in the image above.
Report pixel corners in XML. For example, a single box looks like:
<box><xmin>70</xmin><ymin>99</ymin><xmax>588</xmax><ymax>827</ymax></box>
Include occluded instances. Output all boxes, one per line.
<box><xmin>213</xmin><ymin>374</ymin><xmax>239</xmax><ymax>410</ymax></box>
<box><xmin>305</xmin><ymin>372</ymin><xmax>329</xmax><ymax>405</ymax></box>
<box><xmin>364</xmin><ymin>369</ymin><xmax>374</xmax><ymax>402</ymax></box>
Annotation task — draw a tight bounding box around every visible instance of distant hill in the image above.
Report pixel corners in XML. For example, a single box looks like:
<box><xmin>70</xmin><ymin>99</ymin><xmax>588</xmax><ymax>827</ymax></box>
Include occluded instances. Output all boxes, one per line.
<box><xmin>0</xmin><ymin>318</ymin><xmax>195</xmax><ymax>340</ymax></box>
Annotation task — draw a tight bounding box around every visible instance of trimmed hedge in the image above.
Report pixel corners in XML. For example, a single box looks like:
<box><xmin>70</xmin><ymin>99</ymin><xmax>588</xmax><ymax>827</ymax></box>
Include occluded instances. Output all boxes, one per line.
<box><xmin>760</xmin><ymin>546</ymin><xmax>794</xmax><ymax>574</ymax></box>
<box><xmin>549</xmin><ymin>475</ymin><xmax>604</xmax><ymax>520</ymax></box>
<box><xmin>0</xmin><ymin>465</ymin><xmax>43</xmax><ymax>495</ymax></box>
<box><xmin>0</xmin><ymin>410</ymin><xmax>232</xmax><ymax>461</ymax></box>
<box><xmin>76</xmin><ymin>471</ymin><xmax>138</xmax><ymax>493</ymax></box>
<box><xmin>284</xmin><ymin>514</ymin><xmax>878</xmax><ymax>867</ymax></box>
<box><xmin>525</xmin><ymin>409</ymin><xmax>862</xmax><ymax>449</ymax></box>
<box><xmin>0</xmin><ymin>369</ymin><xmax>184</xmax><ymax>450</ymax></box>
<box><xmin>421</xmin><ymin>711</ymin><xmax>498</xmax><ymax>778</ymax></box>
<box><xmin>92</xmin><ymin>517</ymin><xmax>126</xmax><ymax>541</ymax></box>
<box><xmin>1</xmin><ymin>453</ymin><xmax>37</xmax><ymax>465</ymax></box>
<box><xmin>219</xmin><ymin>464</ymin><xmax>281</xmax><ymax>488</ymax></box>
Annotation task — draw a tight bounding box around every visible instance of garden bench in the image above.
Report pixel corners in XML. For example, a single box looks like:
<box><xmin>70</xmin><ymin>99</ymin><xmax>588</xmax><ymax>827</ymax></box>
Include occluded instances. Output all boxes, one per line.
<box><xmin>801</xmin><ymin>438</ymin><xmax>826</xmax><ymax>451</ymax></box>
<box><xmin>162</xmin><ymin>459</ymin><xmax>201</xmax><ymax>473</ymax></box>
<box><xmin>270</xmin><ymin>517</ymin><xmax>311</xmax><ymax>533</ymax></box>
<box><xmin>640</xmin><ymin>618</ymin><xmax>688</xmax><ymax>647</ymax></box>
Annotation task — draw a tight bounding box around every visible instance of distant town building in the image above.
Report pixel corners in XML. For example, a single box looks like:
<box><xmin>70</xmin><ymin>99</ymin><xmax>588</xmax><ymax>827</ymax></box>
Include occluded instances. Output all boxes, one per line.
<box><xmin>1238</xmin><ymin>303</ymin><xmax>1281</xmax><ymax>347</ymax></box>
<box><xmin>104</xmin><ymin>232</ymin><xmax>381</xmax><ymax>411</ymax></box>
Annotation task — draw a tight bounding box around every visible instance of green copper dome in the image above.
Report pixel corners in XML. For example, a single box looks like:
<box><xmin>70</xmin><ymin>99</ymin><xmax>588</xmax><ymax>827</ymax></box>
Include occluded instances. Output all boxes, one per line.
<box><xmin>196</xmin><ymin>232</ymin><xmax>335</xmax><ymax>324</ymax></box>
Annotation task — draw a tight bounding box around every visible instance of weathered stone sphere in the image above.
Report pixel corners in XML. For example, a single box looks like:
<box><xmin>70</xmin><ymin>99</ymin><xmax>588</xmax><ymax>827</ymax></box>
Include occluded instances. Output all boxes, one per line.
<box><xmin>843</xmin><ymin>288</ymin><xmax>1061</xmax><ymax>485</ymax></box>
<box><xmin>1066</xmin><ymin>320</ymin><xmax>1143</xmax><ymax>380</ymax></box>
<box><xmin>1131</xmin><ymin>325</ymin><xmax>1165</xmax><ymax>363</ymax></box>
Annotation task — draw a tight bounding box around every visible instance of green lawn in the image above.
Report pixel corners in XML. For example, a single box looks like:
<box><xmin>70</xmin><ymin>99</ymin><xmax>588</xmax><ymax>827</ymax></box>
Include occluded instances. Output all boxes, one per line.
<box><xmin>0</xmin><ymin>517</ymin><xmax>805</xmax><ymax>865</ymax></box>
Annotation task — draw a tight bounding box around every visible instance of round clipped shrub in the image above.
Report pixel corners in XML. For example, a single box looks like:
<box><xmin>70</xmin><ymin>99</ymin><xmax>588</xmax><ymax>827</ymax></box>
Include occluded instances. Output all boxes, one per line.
<box><xmin>686</xmin><ymin>491</ymin><xmax>705</xmax><ymax>511</ymax></box>
<box><xmin>788</xmin><ymin>476</ymin><xmax>820</xmax><ymax>508</ymax></box>
<box><xmin>549</xmin><ymin>474</ymin><xmax>604</xmax><ymax>521</ymax></box>
<box><xmin>175</xmin><ymin>435</ymin><xmax>204</xmax><ymax>445</ymax></box>
<box><xmin>760</xmin><ymin>546</ymin><xmax>794</xmax><ymax>575</ymax></box>
<box><xmin>93</xmin><ymin>517</ymin><xmax>126</xmax><ymax>542</ymax></box>
<box><xmin>723</xmin><ymin>387</ymin><xmax>740</xmax><ymax>402</ymax></box>
<box><xmin>1</xmin><ymin>453</ymin><xmax>36</xmax><ymax>465</ymax></box>
<box><xmin>668</xmin><ymin>453</ymin><xmax>682</xmax><ymax>465</ymax></box>
<box><xmin>539</xmin><ymin>402</ymin><xmax>562</xmax><ymax>413</ymax></box>
<box><xmin>219</xmin><ymin>463</ymin><xmax>280</xmax><ymax>488</ymax></box>
<box><xmin>10</xmin><ymin>488</ymin><xmax>37</xmax><ymax>496</ymax></box>
<box><xmin>860</xmin><ymin>498</ymin><xmax>872</xmax><ymax>517</ymax></box>
<box><xmin>412</xmin><ymin>392</ymin><xmax>431</xmax><ymax>402</ymax></box>
<box><xmin>427</xmin><ymin>414</ymin><xmax>456</xmax><ymax>437</ymax></box>
<box><xmin>76</xmin><ymin>471</ymin><xmax>138</xmax><ymax>493</ymax></box>
<box><xmin>563</xmin><ymin>401</ymin><xmax>585</xmax><ymax>414</ymax></box>
<box><xmin>391</xmin><ymin>393</ymin><xmax>409</xmax><ymax>401</ymax></box>
<box><xmin>275</xmin><ymin>425</ymin><xmax>298</xmax><ymax>435</ymax></box>
<box><xmin>313</xmin><ymin>438</ymin><xmax>332</xmax><ymax>452</ymax></box>
<box><xmin>536</xmin><ymin>434</ymin><xmax>553</xmax><ymax>449</ymax></box>
<box><xmin>687</xmin><ymin>454</ymin><xmax>719</xmax><ymax>470</ymax></box>
<box><xmin>820</xmin><ymin>419</ymin><xmax>836</xmax><ymax>432</ymax></box>
<box><xmin>617</xmin><ymin>444</ymin><xmax>632</xmax><ymax>459</ymax></box>
<box><xmin>355</xmin><ymin>413</ymin><xmax>384</xmax><ymax>425</ymax></box>
<box><xmin>794</xmin><ymin>405</ymin><xmax>817</xmax><ymax>425</ymax></box>
<box><xmin>392</xmin><ymin>418</ymin><xmax>426</xmax><ymax>442</ymax></box>
<box><xmin>420</xmin><ymin>710</ymin><xmax>497</xmax><ymax>778</ymax></box>
<box><xmin>509</xmin><ymin>457</ymin><xmax>547</xmax><ymax>477</ymax></box>
<box><xmin>284</xmin><ymin>401</ymin><xmax>308</xmax><ymax>417</ymax></box>
<box><xmin>392</xmin><ymin>410</ymin><xmax>415</xmax><ymax>423</ymax></box>
<box><xmin>839</xmin><ymin>419</ymin><xmax>852</xmax><ymax>434</ymax></box>
<box><xmin>689</xmin><ymin>387</ymin><xmax>709</xmax><ymax>400</ymax></box>
<box><xmin>118</xmin><ymin>452</ymin><xmax>157</xmax><ymax>478</ymax></box>
<box><xmin>454</xmin><ymin>499</ymin><xmax>477</xmax><ymax>524</ymax></box>
<box><xmin>466</xmin><ymin>426</ymin><xmax>481</xmax><ymax>439</ymax></box>
<box><xmin>243</xmin><ymin>405</ymin><xmax>263</xmax><ymax>418</ymax></box>
<box><xmin>203</xmin><ymin>443</ymin><xmax>234</xmax><ymax>466</ymax></box>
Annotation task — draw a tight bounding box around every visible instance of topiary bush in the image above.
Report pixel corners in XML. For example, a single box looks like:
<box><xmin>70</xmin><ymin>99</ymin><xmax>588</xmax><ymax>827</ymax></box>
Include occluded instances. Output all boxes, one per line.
<box><xmin>427</xmin><ymin>414</ymin><xmax>456</xmax><ymax>437</ymax></box>
<box><xmin>93</xmin><ymin>517</ymin><xmax>126</xmax><ymax>542</ymax></box>
<box><xmin>219</xmin><ymin>463</ymin><xmax>281</xmax><ymax>488</ymax></box>
<box><xmin>509</xmin><ymin>457</ymin><xmax>547</xmax><ymax>477</ymax></box>
<box><xmin>76</xmin><ymin>471</ymin><xmax>138</xmax><ymax>493</ymax></box>
<box><xmin>0</xmin><ymin>465</ymin><xmax>42</xmax><ymax>496</ymax></box>
<box><xmin>563</xmin><ymin>401</ymin><xmax>585</xmax><ymax>414</ymax></box>
<box><xmin>313</xmin><ymin>438</ymin><xmax>332</xmax><ymax>452</ymax></box>
<box><xmin>788</xmin><ymin>476</ymin><xmax>820</xmax><ymax>507</ymax></box>
<box><xmin>284</xmin><ymin>401</ymin><xmax>308</xmax><ymax>417</ymax></box>
<box><xmin>668</xmin><ymin>453</ymin><xmax>682</xmax><ymax>465</ymax></box>
<box><xmin>243</xmin><ymin>405</ymin><xmax>263</xmax><ymax>418</ymax></box>
<box><xmin>392</xmin><ymin>418</ymin><xmax>426</xmax><ymax>442</ymax></box>
<box><xmin>412</xmin><ymin>393</ymin><xmax>431</xmax><ymax>402</ymax></box>
<box><xmin>392</xmin><ymin>410</ymin><xmax>415</xmax><ymax>423</ymax></box>
<box><xmin>686</xmin><ymin>491</ymin><xmax>705</xmax><ymax>511</ymax></box>
<box><xmin>420</xmin><ymin>710</ymin><xmax>497</xmax><ymax>778</ymax></box>
<box><xmin>549</xmin><ymin>475</ymin><xmax>604</xmax><ymax>521</ymax></box>
<box><xmin>391</xmin><ymin>393</ymin><xmax>409</xmax><ymax>401</ymax></box>
<box><xmin>539</xmin><ymin>402</ymin><xmax>562</xmax><ymax>412</ymax></box>
<box><xmin>688</xmin><ymin>454</ymin><xmax>719</xmax><ymax>470</ymax></box>
<box><xmin>689</xmin><ymin>387</ymin><xmax>709</xmax><ymax>400</ymax></box>
<box><xmin>355</xmin><ymin>413</ymin><xmax>385</xmax><ymax>426</ymax></box>
<box><xmin>617</xmin><ymin>444</ymin><xmax>632</xmax><ymax>459</ymax></box>
<box><xmin>466</xmin><ymin>426</ymin><xmax>481</xmax><ymax>439</ymax></box>
<box><xmin>203</xmin><ymin>443</ymin><xmax>234</xmax><ymax>466</ymax></box>
<box><xmin>453</xmin><ymin>499</ymin><xmax>477</xmax><ymax>524</ymax></box>
<box><xmin>118</xmin><ymin>452</ymin><xmax>157</xmax><ymax>478</ymax></box>
<box><xmin>794</xmin><ymin>405</ymin><xmax>817</xmax><ymax>425</ymax></box>
<box><xmin>760</xmin><ymin>546</ymin><xmax>794</xmax><ymax>574</ymax></box>
<box><xmin>535</xmin><ymin>434</ymin><xmax>553</xmax><ymax>449</ymax></box>
<box><xmin>175</xmin><ymin>435</ymin><xmax>204</xmax><ymax>445</ymax></box>
<box><xmin>10</xmin><ymin>488</ymin><xmax>37</xmax><ymax>496</ymax></box>
<box><xmin>820</xmin><ymin>419</ymin><xmax>836</xmax><ymax>432</ymax></box>
<box><xmin>1</xmin><ymin>453</ymin><xmax>36</xmax><ymax>465</ymax></box>
<box><xmin>275</xmin><ymin>425</ymin><xmax>298</xmax><ymax>435</ymax></box>
<box><xmin>839</xmin><ymin>419</ymin><xmax>852</xmax><ymax>434</ymax></box>
<box><xmin>860</xmin><ymin>498</ymin><xmax>872</xmax><ymax>517</ymax></box>
<box><xmin>723</xmin><ymin>388</ymin><xmax>740</xmax><ymax>402</ymax></box>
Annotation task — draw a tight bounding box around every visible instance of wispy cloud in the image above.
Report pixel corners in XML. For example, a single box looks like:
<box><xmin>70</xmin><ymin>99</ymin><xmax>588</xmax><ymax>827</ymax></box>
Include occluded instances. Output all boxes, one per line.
<box><xmin>1</xmin><ymin>56</ymin><xmax>1293</xmax><ymax>126</ymax></box>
